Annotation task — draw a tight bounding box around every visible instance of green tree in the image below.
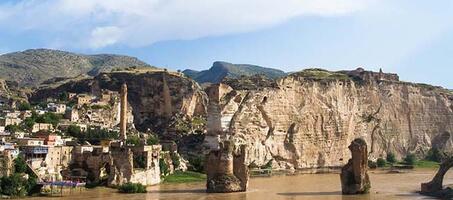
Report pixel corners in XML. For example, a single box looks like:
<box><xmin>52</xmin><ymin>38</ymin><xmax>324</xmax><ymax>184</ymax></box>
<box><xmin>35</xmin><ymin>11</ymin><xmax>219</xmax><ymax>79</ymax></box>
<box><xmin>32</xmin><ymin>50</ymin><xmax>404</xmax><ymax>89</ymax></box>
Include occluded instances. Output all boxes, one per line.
<box><xmin>404</xmin><ymin>153</ymin><xmax>416</xmax><ymax>166</ymax></box>
<box><xmin>35</xmin><ymin>112</ymin><xmax>62</xmax><ymax>127</ymax></box>
<box><xmin>126</xmin><ymin>135</ymin><xmax>141</xmax><ymax>146</ymax></box>
<box><xmin>146</xmin><ymin>134</ymin><xmax>159</xmax><ymax>145</ymax></box>
<box><xmin>14</xmin><ymin>157</ymin><xmax>28</xmax><ymax>174</ymax></box>
<box><xmin>377</xmin><ymin>158</ymin><xmax>386</xmax><ymax>167</ymax></box>
<box><xmin>67</xmin><ymin>125</ymin><xmax>82</xmax><ymax>137</ymax></box>
<box><xmin>426</xmin><ymin>148</ymin><xmax>444</xmax><ymax>162</ymax></box>
<box><xmin>5</xmin><ymin>125</ymin><xmax>21</xmax><ymax>133</ymax></box>
<box><xmin>58</xmin><ymin>92</ymin><xmax>68</xmax><ymax>102</ymax></box>
<box><xmin>0</xmin><ymin>174</ymin><xmax>28</xmax><ymax>197</ymax></box>
<box><xmin>386</xmin><ymin>152</ymin><xmax>397</xmax><ymax>164</ymax></box>
<box><xmin>17</xmin><ymin>102</ymin><xmax>31</xmax><ymax>111</ymax></box>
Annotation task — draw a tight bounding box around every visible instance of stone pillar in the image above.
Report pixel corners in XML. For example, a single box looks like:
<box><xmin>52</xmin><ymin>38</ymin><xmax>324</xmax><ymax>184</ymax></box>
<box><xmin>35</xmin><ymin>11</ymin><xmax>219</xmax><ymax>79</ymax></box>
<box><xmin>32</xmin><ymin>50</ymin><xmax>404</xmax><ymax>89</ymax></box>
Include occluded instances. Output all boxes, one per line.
<box><xmin>162</xmin><ymin>72</ymin><xmax>172</xmax><ymax>119</ymax></box>
<box><xmin>340</xmin><ymin>138</ymin><xmax>371</xmax><ymax>195</ymax></box>
<box><xmin>206</xmin><ymin>140</ymin><xmax>249</xmax><ymax>193</ymax></box>
<box><xmin>119</xmin><ymin>83</ymin><xmax>128</xmax><ymax>141</ymax></box>
<box><xmin>421</xmin><ymin>156</ymin><xmax>453</xmax><ymax>196</ymax></box>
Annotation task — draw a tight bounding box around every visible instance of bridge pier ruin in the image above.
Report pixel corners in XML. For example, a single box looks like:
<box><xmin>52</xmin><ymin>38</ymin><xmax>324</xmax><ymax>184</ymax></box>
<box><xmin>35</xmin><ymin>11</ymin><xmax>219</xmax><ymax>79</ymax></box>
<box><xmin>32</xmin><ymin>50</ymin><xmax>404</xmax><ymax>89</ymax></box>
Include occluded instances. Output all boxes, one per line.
<box><xmin>340</xmin><ymin>138</ymin><xmax>371</xmax><ymax>195</ymax></box>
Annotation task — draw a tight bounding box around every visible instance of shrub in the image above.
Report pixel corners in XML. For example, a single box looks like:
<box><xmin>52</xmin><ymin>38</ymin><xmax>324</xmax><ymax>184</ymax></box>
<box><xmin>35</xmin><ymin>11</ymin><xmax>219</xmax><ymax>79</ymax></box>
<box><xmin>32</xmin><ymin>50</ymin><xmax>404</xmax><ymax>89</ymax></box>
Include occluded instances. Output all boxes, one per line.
<box><xmin>404</xmin><ymin>153</ymin><xmax>416</xmax><ymax>166</ymax></box>
<box><xmin>5</xmin><ymin>125</ymin><xmax>21</xmax><ymax>133</ymax></box>
<box><xmin>188</xmin><ymin>155</ymin><xmax>204</xmax><ymax>172</ymax></box>
<box><xmin>118</xmin><ymin>183</ymin><xmax>146</xmax><ymax>193</ymax></box>
<box><xmin>386</xmin><ymin>152</ymin><xmax>397</xmax><ymax>164</ymax></box>
<box><xmin>159</xmin><ymin>158</ymin><xmax>169</xmax><ymax>176</ymax></box>
<box><xmin>0</xmin><ymin>174</ymin><xmax>28</xmax><ymax>197</ymax></box>
<box><xmin>377</xmin><ymin>158</ymin><xmax>386</xmax><ymax>167</ymax></box>
<box><xmin>368</xmin><ymin>160</ymin><xmax>377</xmax><ymax>169</ymax></box>
<box><xmin>17</xmin><ymin>102</ymin><xmax>31</xmax><ymax>111</ymax></box>
<box><xmin>146</xmin><ymin>135</ymin><xmax>159</xmax><ymax>145</ymax></box>
<box><xmin>126</xmin><ymin>135</ymin><xmax>141</xmax><ymax>146</ymax></box>
<box><xmin>14</xmin><ymin>157</ymin><xmax>28</xmax><ymax>174</ymax></box>
<box><xmin>171</xmin><ymin>153</ymin><xmax>180</xmax><ymax>169</ymax></box>
<box><xmin>426</xmin><ymin>148</ymin><xmax>444</xmax><ymax>162</ymax></box>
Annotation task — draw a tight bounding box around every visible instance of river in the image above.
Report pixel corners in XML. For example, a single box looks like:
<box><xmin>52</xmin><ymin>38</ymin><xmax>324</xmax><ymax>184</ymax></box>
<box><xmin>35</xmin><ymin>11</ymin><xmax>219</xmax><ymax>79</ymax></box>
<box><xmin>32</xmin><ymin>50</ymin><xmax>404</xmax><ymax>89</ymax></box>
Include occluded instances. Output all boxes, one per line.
<box><xmin>34</xmin><ymin>169</ymin><xmax>452</xmax><ymax>200</ymax></box>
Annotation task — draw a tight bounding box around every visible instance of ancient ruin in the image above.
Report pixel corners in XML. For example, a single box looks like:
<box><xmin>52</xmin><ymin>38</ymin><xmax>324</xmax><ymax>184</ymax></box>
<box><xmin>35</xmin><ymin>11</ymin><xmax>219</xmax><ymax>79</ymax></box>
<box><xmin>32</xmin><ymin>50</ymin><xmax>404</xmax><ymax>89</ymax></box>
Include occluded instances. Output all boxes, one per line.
<box><xmin>421</xmin><ymin>156</ymin><xmax>453</xmax><ymax>199</ymax></box>
<box><xmin>204</xmin><ymin>84</ymin><xmax>249</xmax><ymax>193</ymax></box>
<box><xmin>68</xmin><ymin>83</ymin><xmax>162</xmax><ymax>186</ymax></box>
<box><xmin>340</xmin><ymin>138</ymin><xmax>371</xmax><ymax>195</ymax></box>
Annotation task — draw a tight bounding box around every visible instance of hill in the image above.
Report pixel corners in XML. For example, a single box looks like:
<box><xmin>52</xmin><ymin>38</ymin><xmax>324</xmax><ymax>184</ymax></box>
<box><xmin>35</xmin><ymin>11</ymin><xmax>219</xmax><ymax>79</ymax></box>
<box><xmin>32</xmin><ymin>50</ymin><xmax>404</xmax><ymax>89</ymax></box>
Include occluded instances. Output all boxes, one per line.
<box><xmin>0</xmin><ymin>49</ymin><xmax>154</xmax><ymax>87</ymax></box>
<box><xmin>183</xmin><ymin>61</ymin><xmax>286</xmax><ymax>83</ymax></box>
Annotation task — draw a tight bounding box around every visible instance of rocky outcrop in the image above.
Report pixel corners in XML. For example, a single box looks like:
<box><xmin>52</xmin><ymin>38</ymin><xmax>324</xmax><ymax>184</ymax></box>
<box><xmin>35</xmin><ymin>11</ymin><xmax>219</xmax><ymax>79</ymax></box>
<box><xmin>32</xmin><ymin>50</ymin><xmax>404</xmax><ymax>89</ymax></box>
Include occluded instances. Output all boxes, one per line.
<box><xmin>214</xmin><ymin>69</ymin><xmax>453</xmax><ymax>169</ymax></box>
<box><xmin>421</xmin><ymin>156</ymin><xmax>453</xmax><ymax>199</ymax></box>
<box><xmin>31</xmin><ymin>70</ymin><xmax>208</xmax><ymax>134</ymax></box>
<box><xmin>340</xmin><ymin>138</ymin><xmax>371</xmax><ymax>194</ymax></box>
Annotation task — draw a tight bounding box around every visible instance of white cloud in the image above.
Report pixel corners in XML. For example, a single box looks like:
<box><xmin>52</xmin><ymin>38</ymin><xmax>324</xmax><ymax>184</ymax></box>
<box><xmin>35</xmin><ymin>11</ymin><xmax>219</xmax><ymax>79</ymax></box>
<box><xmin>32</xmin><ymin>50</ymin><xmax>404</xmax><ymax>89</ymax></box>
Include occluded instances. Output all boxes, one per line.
<box><xmin>0</xmin><ymin>0</ymin><xmax>374</xmax><ymax>49</ymax></box>
<box><xmin>89</xmin><ymin>26</ymin><xmax>123</xmax><ymax>49</ymax></box>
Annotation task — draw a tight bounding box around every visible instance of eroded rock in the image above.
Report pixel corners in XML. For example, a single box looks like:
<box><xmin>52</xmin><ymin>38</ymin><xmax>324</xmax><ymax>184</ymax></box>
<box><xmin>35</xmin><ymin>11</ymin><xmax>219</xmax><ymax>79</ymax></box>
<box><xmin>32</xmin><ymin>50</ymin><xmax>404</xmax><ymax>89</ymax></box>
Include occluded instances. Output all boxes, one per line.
<box><xmin>340</xmin><ymin>138</ymin><xmax>371</xmax><ymax>195</ymax></box>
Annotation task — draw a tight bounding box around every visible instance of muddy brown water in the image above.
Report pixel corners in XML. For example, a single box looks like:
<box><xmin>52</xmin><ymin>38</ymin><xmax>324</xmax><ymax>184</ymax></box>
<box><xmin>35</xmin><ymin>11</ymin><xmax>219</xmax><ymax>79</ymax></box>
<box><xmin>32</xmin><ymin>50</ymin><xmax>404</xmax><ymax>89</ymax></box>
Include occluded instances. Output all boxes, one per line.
<box><xmin>34</xmin><ymin>169</ymin><xmax>452</xmax><ymax>200</ymax></box>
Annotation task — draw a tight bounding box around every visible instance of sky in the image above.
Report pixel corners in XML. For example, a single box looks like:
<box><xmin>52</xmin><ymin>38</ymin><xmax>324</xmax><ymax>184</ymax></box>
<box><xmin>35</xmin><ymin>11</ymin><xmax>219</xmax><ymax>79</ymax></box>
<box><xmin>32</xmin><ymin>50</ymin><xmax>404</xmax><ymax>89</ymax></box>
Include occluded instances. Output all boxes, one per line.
<box><xmin>0</xmin><ymin>0</ymin><xmax>452</xmax><ymax>88</ymax></box>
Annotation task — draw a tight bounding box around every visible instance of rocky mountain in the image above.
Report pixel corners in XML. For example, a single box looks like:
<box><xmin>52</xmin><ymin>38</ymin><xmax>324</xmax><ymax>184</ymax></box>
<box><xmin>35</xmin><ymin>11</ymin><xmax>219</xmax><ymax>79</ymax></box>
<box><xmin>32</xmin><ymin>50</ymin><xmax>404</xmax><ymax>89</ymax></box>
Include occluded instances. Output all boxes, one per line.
<box><xmin>183</xmin><ymin>61</ymin><xmax>286</xmax><ymax>83</ymax></box>
<box><xmin>0</xmin><ymin>49</ymin><xmax>154</xmax><ymax>87</ymax></box>
<box><xmin>205</xmin><ymin>68</ymin><xmax>453</xmax><ymax>169</ymax></box>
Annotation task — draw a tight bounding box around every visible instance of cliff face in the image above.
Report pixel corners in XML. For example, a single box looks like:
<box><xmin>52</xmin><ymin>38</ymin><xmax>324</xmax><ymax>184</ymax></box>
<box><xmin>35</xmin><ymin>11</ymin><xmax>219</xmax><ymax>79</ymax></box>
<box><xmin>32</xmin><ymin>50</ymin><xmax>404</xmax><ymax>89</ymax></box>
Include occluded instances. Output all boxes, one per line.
<box><xmin>31</xmin><ymin>70</ymin><xmax>208</xmax><ymax>133</ymax></box>
<box><xmin>215</xmin><ymin>74</ymin><xmax>453</xmax><ymax>170</ymax></box>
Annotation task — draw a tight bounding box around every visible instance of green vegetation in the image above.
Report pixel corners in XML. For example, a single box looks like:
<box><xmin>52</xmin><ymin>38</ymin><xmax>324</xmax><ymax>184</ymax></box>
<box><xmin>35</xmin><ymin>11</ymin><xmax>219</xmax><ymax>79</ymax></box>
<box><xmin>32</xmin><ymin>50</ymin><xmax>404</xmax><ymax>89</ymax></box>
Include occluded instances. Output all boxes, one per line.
<box><xmin>0</xmin><ymin>157</ymin><xmax>38</xmax><ymax>197</ymax></box>
<box><xmin>159</xmin><ymin>158</ymin><xmax>170</xmax><ymax>176</ymax></box>
<box><xmin>368</xmin><ymin>160</ymin><xmax>377</xmax><ymax>169</ymax></box>
<box><xmin>413</xmin><ymin>160</ymin><xmax>440</xmax><ymax>168</ymax></box>
<box><xmin>171</xmin><ymin>153</ymin><xmax>181</xmax><ymax>169</ymax></box>
<box><xmin>376</xmin><ymin>158</ymin><xmax>386</xmax><ymax>167</ymax></box>
<box><xmin>292</xmin><ymin>68</ymin><xmax>350</xmax><ymax>81</ymax></box>
<box><xmin>163</xmin><ymin>171</ymin><xmax>206</xmax><ymax>184</ymax></box>
<box><xmin>146</xmin><ymin>134</ymin><xmax>159</xmax><ymax>145</ymax></box>
<box><xmin>35</xmin><ymin>112</ymin><xmax>63</xmax><ymax>127</ymax></box>
<box><xmin>91</xmin><ymin>105</ymin><xmax>111</xmax><ymax>110</ymax></box>
<box><xmin>386</xmin><ymin>152</ymin><xmax>397</xmax><ymax>164</ymax></box>
<box><xmin>14</xmin><ymin>157</ymin><xmax>28</xmax><ymax>174</ymax></box>
<box><xmin>187</xmin><ymin>155</ymin><xmax>204</xmax><ymax>172</ymax></box>
<box><xmin>126</xmin><ymin>135</ymin><xmax>141</xmax><ymax>146</ymax></box>
<box><xmin>17</xmin><ymin>102</ymin><xmax>31</xmax><ymax>111</ymax></box>
<box><xmin>58</xmin><ymin>92</ymin><xmax>68</xmax><ymax>102</ymax></box>
<box><xmin>426</xmin><ymin>148</ymin><xmax>445</xmax><ymax>162</ymax></box>
<box><xmin>403</xmin><ymin>153</ymin><xmax>416</xmax><ymax>165</ymax></box>
<box><xmin>67</xmin><ymin>126</ymin><xmax>119</xmax><ymax>144</ymax></box>
<box><xmin>5</xmin><ymin>124</ymin><xmax>21</xmax><ymax>133</ymax></box>
<box><xmin>118</xmin><ymin>183</ymin><xmax>147</xmax><ymax>193</ymax></box>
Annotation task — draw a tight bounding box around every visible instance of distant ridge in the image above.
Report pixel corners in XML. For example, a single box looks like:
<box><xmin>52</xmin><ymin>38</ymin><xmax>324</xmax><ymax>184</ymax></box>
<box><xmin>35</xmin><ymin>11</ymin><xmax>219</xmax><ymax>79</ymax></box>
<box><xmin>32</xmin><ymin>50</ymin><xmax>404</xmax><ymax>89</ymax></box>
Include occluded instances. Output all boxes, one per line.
<box><xmin>0</xmin><ymin>48</ymin><xmax>154</xmax><ymax>87</ymax></box>
<box><xmin>183</xmin><ymin>61</ymin><xmax>286</xmax><ymax>83</ymax></box>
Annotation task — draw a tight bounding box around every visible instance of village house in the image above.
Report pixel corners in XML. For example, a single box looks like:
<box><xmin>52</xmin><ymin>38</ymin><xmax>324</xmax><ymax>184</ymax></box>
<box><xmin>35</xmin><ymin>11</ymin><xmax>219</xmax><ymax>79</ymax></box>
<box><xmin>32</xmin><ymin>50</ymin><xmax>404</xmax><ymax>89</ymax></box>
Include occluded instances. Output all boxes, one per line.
<box><xmin>48</xmin><ymin>103</ymin><xmax>66</xmax><ymax>114</ymax></box>
<box><xmin>64</xmin><ymin>108</ymin><xmax>79</xmax><ymax>122</ymax></box>
<box><xmin>0</xmin><ymin>116</ymin><xmax>22</xmax><ymax>126</ymax></box>
<box><xmin>32</xmin><ymin>123</ymin><xmax>53</xmax><ymax>133</ymax></box>
<box><xmin>77</xmin><ymin>94</ymin><xmax>93</xmax><ymax>106</ymax></box>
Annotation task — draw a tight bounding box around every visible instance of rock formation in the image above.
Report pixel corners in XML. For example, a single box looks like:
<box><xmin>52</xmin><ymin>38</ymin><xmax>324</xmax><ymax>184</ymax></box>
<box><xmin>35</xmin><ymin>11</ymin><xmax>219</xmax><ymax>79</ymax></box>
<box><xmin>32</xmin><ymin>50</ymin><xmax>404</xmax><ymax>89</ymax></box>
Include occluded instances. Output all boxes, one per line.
<box><xmin>204</xmin><ymin>84</ymin><xmax>249</xmax><ymax>193</ymax></box>
<box><xmin>209</xmin><ymin>68</ymin><xmax>453</xmax><ymax>169</ymax></box>
<box><xmin>340</xmin><ymin>138</ymin><xmax>371</xmax><ymax>194</ymax></box>
<box><xmin>31</xmin><ymin>69</ymin><xmax>208</xmax><ymax>133</ymax></box>
<box><xmin>421</xmin><ymin>156</ymin><xmax>453</xmax><ymax>199</ymax></box>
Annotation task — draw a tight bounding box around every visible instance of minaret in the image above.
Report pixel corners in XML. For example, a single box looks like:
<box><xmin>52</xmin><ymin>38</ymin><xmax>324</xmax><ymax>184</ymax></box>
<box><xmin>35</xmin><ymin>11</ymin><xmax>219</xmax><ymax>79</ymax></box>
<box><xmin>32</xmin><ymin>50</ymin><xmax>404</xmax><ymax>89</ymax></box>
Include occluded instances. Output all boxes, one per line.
<box><xmin>120</xmin><ymin>83</ymin><xmax>128</xmax><ymax>141</ymax></box>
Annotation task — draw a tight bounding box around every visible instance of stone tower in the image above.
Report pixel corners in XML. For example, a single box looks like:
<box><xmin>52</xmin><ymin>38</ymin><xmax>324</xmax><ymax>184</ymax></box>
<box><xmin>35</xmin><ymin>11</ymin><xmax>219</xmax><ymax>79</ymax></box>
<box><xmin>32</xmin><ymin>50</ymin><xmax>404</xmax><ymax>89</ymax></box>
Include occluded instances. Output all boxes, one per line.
<box><xmin>120</xmin><ymin>83</ymin><xmax>128</xmax><ymax>141</ymax></box>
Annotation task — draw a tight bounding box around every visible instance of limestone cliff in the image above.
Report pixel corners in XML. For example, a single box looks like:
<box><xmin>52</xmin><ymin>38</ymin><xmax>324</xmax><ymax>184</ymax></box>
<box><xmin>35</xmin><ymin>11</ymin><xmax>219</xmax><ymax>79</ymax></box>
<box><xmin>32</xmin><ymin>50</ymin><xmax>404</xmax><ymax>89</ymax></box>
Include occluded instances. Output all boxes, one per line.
<box><xmin>214</xmin><ymin>69</ymin><xmax>453</xmax><ymax>170</ymax></box>
<box><xmin>31</xmin><ymin>69</ymin><xmax>208</xmax><ymax>133</ymax></box>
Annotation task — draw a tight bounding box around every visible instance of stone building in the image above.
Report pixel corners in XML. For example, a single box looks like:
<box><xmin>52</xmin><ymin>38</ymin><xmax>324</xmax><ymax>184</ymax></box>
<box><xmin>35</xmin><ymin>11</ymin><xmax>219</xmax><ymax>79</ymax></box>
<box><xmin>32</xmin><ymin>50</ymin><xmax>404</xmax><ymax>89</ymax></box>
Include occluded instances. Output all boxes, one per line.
<box><xmin>77</xmin><ymin>94</ymin><xmax>93</xmax><ymax>106</ymax></box>
<box><xmin>68</xmin><ymin>83</ymin><xmax>162</xmax><ymax>186</ymax></box>
<box><xmin>31</xmin><ymin>123</ymin><xmax>53</xmax><ymax>133</ymax></box>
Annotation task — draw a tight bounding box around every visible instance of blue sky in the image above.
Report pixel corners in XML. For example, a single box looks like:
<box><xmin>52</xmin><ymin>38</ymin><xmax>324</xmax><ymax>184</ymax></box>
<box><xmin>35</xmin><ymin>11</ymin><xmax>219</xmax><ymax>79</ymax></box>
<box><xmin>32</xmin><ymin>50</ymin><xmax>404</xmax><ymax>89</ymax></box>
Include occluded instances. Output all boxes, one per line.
<box><xmin>0</xmin><ymin>0</ymin><xmax>452</xmax><ymax>88</ymax></box>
